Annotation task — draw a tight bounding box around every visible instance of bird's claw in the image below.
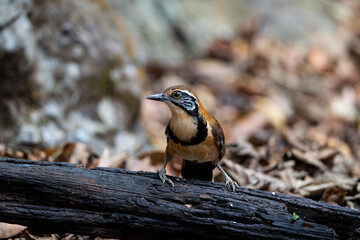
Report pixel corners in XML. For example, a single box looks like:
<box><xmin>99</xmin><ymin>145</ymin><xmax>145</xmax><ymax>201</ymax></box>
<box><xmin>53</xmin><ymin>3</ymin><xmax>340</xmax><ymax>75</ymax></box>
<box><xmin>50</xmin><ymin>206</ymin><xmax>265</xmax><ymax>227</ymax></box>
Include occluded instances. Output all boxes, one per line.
<box><xmin>158</xmin><ymin>168</ymin><xmax>174</xmax><ymax>187</ymax></box>
<box><xmin>225</xmin><ymin>177</ymin><xmax>239</xmax><ymax>192</ymax></box>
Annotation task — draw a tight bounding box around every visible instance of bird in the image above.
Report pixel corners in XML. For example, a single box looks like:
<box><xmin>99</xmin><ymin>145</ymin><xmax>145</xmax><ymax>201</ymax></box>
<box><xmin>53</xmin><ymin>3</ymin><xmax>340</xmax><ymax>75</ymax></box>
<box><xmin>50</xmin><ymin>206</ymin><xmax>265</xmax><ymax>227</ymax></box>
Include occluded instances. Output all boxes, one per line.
<box><xmin>146</xmin><ymin>85</ymin><xmax>238</xmax><ymax>191</ymax></box>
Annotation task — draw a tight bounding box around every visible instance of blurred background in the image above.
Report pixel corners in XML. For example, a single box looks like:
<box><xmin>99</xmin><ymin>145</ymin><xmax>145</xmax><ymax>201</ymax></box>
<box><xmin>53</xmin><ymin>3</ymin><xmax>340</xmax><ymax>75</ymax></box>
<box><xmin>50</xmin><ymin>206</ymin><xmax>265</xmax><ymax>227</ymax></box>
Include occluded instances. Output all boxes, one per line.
<box><xmin>1</xmin><ymin>0</ymin><xmax>360</xmax><ymax>209</ymax></box>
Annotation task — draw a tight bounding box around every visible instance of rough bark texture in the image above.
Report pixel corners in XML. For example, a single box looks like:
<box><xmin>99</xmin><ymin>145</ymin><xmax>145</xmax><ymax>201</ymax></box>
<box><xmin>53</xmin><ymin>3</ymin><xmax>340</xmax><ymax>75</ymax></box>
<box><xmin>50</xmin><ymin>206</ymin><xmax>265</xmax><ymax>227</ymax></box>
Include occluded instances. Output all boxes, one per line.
<box><xmin>0</xmin><ymin>157</ymin><xmax>359</xmax><ymax>239</ymax></box>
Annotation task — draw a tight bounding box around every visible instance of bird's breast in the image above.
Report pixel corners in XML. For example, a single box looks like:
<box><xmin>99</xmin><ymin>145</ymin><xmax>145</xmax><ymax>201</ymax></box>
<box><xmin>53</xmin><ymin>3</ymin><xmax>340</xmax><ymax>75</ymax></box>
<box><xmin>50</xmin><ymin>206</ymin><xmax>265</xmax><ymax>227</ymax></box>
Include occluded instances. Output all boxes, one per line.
<box><xmin>168</xmin><ymin>113</ymin><xmax>198</xmax><ymax>142</ymax></box>
<box><xmin>167</xmin><ymin>127</ymin><xmax>219</xmax><ymax>163</ymax></box>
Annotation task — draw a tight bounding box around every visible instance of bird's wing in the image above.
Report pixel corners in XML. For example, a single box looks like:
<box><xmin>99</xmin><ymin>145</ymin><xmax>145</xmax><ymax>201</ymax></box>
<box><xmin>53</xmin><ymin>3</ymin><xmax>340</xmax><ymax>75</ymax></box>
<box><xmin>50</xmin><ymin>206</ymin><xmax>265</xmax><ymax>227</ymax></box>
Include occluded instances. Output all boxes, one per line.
<box><xmin>210</xmin><ymin>117</ymin><xmax>225</xmax><ymax>161</ymax></box>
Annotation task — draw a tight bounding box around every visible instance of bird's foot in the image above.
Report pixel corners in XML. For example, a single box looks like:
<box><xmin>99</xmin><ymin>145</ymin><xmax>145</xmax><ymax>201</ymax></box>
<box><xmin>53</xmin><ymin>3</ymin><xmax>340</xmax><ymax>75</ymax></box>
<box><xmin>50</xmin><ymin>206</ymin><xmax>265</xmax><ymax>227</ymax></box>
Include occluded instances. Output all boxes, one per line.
<box><xmin>225</xmin><ymin>176</ymin><xmax>239</xmax><ymax>192</ymax></box>
<box><xmin>158</xmin><ymin>168</ymin><xmax>174</xmax><ymax>187</ymax></box>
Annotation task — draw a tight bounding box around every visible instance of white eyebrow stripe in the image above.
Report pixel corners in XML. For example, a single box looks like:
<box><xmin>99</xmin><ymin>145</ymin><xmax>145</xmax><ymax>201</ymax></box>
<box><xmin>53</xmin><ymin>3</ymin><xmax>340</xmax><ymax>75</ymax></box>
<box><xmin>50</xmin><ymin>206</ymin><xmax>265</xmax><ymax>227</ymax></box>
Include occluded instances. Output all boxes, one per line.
<box><xmin>179</xmin><ymin>90</ymin><xmax>197</xmax><ymax>99</ymax></box>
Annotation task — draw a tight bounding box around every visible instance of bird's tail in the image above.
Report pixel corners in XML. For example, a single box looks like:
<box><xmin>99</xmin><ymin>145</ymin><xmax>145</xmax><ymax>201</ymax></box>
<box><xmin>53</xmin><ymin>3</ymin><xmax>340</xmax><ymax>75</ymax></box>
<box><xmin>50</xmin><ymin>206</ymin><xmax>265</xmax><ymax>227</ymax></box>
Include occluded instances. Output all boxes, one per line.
<box><xmin>181</xmin><ymin>160</ymin><xmax>215</xmax><ymax>181</ymax></box>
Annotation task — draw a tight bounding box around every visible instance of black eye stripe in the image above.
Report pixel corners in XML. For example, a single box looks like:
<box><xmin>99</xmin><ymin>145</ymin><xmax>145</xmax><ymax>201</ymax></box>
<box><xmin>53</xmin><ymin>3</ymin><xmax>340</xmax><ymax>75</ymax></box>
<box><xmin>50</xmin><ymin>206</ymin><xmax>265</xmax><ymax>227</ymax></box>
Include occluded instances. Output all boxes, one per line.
<box><xmin>170</xmin><ymin>91</ymin><xmax>198</xmax><ymax>115</ymax></box>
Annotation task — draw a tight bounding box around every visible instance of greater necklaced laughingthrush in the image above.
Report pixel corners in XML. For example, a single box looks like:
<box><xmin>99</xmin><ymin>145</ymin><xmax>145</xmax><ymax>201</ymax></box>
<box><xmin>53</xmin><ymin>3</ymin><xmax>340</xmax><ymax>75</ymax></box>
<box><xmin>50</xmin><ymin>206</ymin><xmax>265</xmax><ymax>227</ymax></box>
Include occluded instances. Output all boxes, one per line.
<box><xmin>147</xmin><ymin>85</ymin><xmax>238</xmax><ymax>191</ymax></box>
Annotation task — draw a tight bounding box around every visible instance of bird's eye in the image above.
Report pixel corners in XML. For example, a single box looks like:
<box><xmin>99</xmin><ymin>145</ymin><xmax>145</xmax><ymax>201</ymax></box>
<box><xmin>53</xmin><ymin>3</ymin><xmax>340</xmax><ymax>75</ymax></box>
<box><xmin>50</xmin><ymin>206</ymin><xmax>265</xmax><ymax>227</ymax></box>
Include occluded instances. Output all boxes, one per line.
<box><xmin>172</xmin><ymin>91</ymin><xmax>181</xmax><ymax>99</ymax></box>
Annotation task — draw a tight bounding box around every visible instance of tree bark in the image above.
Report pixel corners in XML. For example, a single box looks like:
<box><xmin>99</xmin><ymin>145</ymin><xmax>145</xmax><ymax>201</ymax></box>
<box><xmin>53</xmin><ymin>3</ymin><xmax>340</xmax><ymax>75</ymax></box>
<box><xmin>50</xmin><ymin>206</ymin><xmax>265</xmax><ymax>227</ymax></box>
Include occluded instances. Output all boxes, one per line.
<box><xmin>0</xmin><ymin>157</ymin><xmax>359</xmax><ymax>240</ymax></box>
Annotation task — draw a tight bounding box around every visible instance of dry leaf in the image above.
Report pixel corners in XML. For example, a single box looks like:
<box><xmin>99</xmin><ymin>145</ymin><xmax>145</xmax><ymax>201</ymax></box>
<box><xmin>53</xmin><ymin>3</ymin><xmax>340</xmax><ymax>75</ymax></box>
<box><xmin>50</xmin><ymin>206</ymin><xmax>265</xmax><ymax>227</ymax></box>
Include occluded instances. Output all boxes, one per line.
<box><xmin>220</xmin><ymin>159</ymin><xmax>287</xmax><ymax>192</ymax></box>
<box><xmin>291</xmin><ymin>148</ymin><xmax>327</xmax><ymax>171</ymax></box>
<box><xmin>321</xmin><ymin>186</ymin><xmax>347</xmax><ymax>205</ymax></box>
<box><xmin>0</xmin><ymin>222</ymin><xmax>26</xmax><ymax>238</ymax></box>
<box><xmin>98</xmin><ymin>149</ymin><xmax>127</xmax><ymax>168</ymax></box>
<box><xmin>294</xmin><ymin>178</ymin><xmax>357</xmax><ymax>199</ymax></box>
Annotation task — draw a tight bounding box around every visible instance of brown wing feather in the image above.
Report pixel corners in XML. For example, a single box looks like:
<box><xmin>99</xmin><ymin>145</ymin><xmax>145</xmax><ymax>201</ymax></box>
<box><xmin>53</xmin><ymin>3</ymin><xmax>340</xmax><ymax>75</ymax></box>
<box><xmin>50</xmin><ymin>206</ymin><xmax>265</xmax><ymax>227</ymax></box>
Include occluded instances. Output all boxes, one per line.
<box><xmin>210</xmin><ymin>117</ymin><xmax>225</xmax><ymax>161</ymax></box>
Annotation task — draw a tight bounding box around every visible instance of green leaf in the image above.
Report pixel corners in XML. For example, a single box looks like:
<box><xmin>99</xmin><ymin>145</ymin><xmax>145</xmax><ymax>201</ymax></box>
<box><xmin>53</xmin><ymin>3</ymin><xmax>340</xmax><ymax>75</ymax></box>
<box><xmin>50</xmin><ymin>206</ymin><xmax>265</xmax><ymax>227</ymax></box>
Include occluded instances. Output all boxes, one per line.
<box><xmin>291</xmin><ymin>212</ymin><xmax>300</xmax><ymax>222</ymax></box>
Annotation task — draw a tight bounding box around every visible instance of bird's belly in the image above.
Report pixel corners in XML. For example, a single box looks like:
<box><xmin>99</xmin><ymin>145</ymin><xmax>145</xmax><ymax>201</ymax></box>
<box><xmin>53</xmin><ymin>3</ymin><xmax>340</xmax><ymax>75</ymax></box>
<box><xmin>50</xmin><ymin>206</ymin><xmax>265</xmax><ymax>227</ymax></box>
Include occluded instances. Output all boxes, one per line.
<box><xmin>169</xmin><ymin>141</ymin><xmax>218</xmax><ymax>163</ymax></box>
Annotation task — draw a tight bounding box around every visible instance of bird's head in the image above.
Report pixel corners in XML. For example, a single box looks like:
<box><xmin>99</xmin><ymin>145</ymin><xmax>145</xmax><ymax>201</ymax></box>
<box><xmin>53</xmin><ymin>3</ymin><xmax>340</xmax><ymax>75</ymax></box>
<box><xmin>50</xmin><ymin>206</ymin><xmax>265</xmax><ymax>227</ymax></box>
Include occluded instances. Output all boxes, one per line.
<box><xmin>146</xmin><ymin>85</ymin><xmax>201</xmax><ymax>116</ymax></box>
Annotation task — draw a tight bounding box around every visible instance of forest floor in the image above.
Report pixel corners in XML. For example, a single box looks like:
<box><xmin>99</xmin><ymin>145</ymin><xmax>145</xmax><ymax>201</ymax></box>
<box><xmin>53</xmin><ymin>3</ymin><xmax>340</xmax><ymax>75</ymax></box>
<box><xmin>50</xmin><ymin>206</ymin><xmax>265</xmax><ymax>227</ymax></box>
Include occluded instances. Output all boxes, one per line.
<box><xmin>2</xmin><ymin>1</ymin><xmax>360</xmax><ymax>239</ymax></box>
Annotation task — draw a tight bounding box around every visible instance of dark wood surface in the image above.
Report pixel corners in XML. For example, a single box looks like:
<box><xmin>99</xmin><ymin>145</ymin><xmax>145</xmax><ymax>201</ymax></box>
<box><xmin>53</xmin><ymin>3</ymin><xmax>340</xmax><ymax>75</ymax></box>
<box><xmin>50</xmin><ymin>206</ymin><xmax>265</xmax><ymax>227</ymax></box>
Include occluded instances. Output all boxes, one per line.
<box><xmin>0</xmin><ymin>157</ymin><xmax>359</xmax><ymax>239</ymax></box>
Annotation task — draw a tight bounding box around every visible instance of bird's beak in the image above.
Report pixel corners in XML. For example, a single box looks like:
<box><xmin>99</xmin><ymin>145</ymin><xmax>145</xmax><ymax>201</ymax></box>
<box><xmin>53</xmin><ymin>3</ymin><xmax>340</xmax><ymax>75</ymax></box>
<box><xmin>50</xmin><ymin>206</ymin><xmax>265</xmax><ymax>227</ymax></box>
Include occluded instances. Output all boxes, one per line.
<box><xmin>146</xmin><ymin>93</ymin><xmax>167</xmax><ymax>102</ymax></box>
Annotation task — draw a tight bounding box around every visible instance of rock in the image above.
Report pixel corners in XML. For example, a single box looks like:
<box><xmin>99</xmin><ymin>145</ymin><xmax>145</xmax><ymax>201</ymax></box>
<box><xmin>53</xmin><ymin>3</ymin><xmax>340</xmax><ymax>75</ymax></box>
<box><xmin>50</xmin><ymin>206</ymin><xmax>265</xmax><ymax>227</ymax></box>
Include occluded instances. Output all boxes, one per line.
<box><xmin>97</xmin><ymin>98</ymin><xmax>127</xmax><ymax>130</ymax></box>
<box><xmin>114</xmin><ymin>131</ymin><xmax>141</xmax><ymax>154</ymax></box>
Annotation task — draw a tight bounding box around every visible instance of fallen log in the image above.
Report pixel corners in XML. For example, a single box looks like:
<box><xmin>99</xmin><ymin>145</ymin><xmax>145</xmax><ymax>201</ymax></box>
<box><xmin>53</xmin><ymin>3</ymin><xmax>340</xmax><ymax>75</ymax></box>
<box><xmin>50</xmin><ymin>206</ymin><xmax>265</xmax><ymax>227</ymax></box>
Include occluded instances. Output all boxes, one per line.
<box><xmin>0</xmin><ymin>157</ymin><xmax>359</xmax><ymax>239</ymax></box>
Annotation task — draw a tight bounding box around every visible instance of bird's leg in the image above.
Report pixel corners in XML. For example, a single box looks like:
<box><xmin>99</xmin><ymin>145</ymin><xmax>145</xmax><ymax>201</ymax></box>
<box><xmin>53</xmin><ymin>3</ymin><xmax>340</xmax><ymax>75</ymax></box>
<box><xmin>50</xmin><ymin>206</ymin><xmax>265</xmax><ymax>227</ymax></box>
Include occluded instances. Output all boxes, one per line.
<box><xmin>216</xmin><ymin>162</ymin><xmax>238</xmax><ymax>192</ymax></box>
<box><xmin>158</xmin><ymin>156</ymin><xmax>174</xmax><ymax>187</ymax></box>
